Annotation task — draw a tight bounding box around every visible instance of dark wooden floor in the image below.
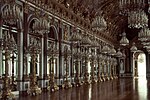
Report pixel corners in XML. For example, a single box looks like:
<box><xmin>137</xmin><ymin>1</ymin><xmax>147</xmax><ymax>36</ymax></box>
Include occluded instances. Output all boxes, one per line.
<box><xmin>17</xmin><ymin>78</ymin><xmax>150</xmax><ymax>100</ymax></box>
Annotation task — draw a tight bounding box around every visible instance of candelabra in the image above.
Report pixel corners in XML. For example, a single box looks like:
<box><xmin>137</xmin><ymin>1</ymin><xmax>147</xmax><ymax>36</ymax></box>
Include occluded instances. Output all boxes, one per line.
<box><xmin>90</xmin><ymin>52</ymin><xmax>97</xmax><ymax>83</ymax></box>
<box><xmin>105</xmin><ymin>57</ymin><xmax>110</xmax><ymax>81</ymax></box>
<box><xmin>62</xmin><ymin>47</ymin><xmax>72</xmax><ymax>89</ymax></box>
<box><xmin>0</xmin><ymin>32</ymin><xmax>16</xmax><ymax>99</ymax></box>
<box><xmin>113</xmin><ymin>58</ymin><xmax>118</xmax><ymax>79</ymax></box>
<box><xmin>101</xmin><ymin>56</ymin><xmax>106</xmax><ymax>81</ymax></box>
<box><xmin>82</xmin><ymin>47</ymin><xmax>90</xmax><ymax>84</ymax></box>
<box><xmin>109</xmin><ymin>58</ymin><xmax>113</xmax><ymax>80</ymax></box>
<box><xmin>26</xmin><ymin>38</ymin><xmax>41</xmax><ymax>96</ymax></box>
<box><xmin>73</xmin><ymin>46</ymin><xmax>82</xmax><ymax>86</ymax></box>
<box><xmin>69</xmin><ymin>29</ymin><xmax>82</xmax><ymax>86</ymax></box>
<box><xmin>97</xmin><ymin>54</ymin><xmax>103</xmax><ymax>82</ymax></box>
<box><xmin>47</xmin><ymin>43</ymin><xmax>59</xmax><ymax>92</ymax></box>
<box><xmin>10</xmin><ymin>42</ymin><xmax>17</xmax><ymax>91</ymax></box>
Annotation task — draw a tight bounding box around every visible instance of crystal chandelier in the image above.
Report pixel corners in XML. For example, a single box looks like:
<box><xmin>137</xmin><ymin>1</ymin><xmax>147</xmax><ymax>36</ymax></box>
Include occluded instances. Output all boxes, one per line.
<box><xmin>81</xmin><ymin>34</ymin><xmax>91</xmax><ymax>46</ymax></box>
<box><xmin>120</xmin><ymin>32</ymin><xmax>129</xmax><ymax>46</ymax></box>
<box><xmin>119</xmin><ymin>0</ymin><xmax>145</xmax><ymax>15</ymax></box>
<box><xmin>91</xmin><ymin>13</ymin><xmax>107</xmax><ymax>32</ymax></box>
<box><xmin>110</xmin><ymin>46</ymin><xmax>116</xmax><ymax>56</ymax></box>
<box><xmin>138</xmin><ymin>28</ymin><xmax>150</xmax><ymax>53</ymax></box>
<box><xmin>116</xmin><ymin>48</ymin><xmax>122</xmax><ymax>58</ymax></box>
<box><xmin>130</xmin><ymin>42</ymin><xmax>138</xmax><ymax>53</ymax></box>
<box><xmin>2</xmin><ymin>1</ymin><xmax>22</xmax><ymax>25</ymax></box>
<box><xmin>138</xmin><ymin>28</ymin><xmax>150</xmax><ymax>42</ymax></box>
<box><xmin>90</xmin><ymin>37</ymin><xmax>99</xmax><ymax>48</ymax></box>
<box><xmin>32</xmin><ymin>18</ymin><xmax>49</xmax><ymax>34</ymax></box>
<box><xmin>102</xmin><ymin>44</ymin><xmax>110</xmax><ymax>54</ymax></box>
<box><xmin>128</xmin><ymin>10</ymin><xmax>148</xmax><ymax>29</ymax></box>
<box><xmin>69</xmin><ymin>30</ymin><xmax>81</xmax><ymax>42</ymax></box>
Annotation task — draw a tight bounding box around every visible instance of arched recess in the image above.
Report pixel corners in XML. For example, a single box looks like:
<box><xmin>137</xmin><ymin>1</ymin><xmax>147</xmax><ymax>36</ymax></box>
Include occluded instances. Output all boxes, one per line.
<box><xmin>1</xmin><ymin>2</ymin><xmax>23</xmax><ymax>91</ymax></box>
<box><xmin>46</xmin><ymin>25</ymin><xmax>59</xmax><ymax>78</ymax></box>
<box><xmin>133</xmin><ymin>51</ymin><xmax>146</xmax><ymax>78</ymax></box>
<box><xmin>23</xmin><ymin>14</ymin><xmax>44</xmax><ymax>77</ymax></box>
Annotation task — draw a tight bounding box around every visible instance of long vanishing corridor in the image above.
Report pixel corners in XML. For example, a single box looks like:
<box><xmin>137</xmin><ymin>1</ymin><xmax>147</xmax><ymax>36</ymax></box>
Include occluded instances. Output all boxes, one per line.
<box><xmin>17</xmin><ymin>78</ymin><xmax>149</xmax><ymax>100</ymax></box>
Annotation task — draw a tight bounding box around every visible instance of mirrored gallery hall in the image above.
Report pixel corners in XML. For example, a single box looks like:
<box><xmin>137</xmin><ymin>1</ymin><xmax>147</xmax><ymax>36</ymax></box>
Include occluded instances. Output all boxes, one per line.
<box><xmin>1</xmin><ymin>0</ymin><xmax>150</xmax><ymax>100</ymax></box>
<box><xmin>16</xmin><ymin>78</ymin><xmax>149</xmax><ymax>100</ymax></box>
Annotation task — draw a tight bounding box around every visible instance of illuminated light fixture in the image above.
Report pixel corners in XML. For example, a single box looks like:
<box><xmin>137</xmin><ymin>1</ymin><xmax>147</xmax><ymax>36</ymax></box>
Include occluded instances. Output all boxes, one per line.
<box><xmin>119</xmin><ymin>0</ymin><xmax>145</xmax><ymax>16</ymax></box>
<box><xmin>110</xmin><ymin>46</ymin><xmax>116</xmax><ymax>56</ymax></box>
<box><xmin>91</xmin><ymin>12</ymin><xmax>107</xmax><ymax>32</ymax></box>
<box><xmin>102</xmin><ymin>44</ymin><xmax>110</xmax><ymax>54</ymax></box>
<box><xmin>69</xmin><ymin>31</ymin><xmax>82</xmax><ymax>42</ymax></box>
<box><xmin>81</xmin><ymin>34</ymin><xmax>91</xmax><ymax>46</ymax></box>
<box><xmin>138</xmin><ymin>28</ymin><xmax>150</xmax><ymax>42</ymax></box>
<box><xmin>130</xmin><ymin>42</ymin><xmax>138</xmax><ymax>53</ymax></box>
<box><xmin>128</xmin><ymin>10</ymin><xmax>148</xmax><ymax>29</ymax></box>
<box><xmin>120</xmin><ymin>32</ymin><xmax>129</xmax><ymax>46</ymax></box>
<box><xmin>116</xmin><ymin>48</ymin><xmax>122</xmax><ymax>58</ymax></box>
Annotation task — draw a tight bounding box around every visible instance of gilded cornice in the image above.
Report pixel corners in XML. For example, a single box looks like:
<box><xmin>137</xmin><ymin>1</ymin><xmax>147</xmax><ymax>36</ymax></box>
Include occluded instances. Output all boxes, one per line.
<box><xmin>21</xmin><ymin>0</ymin><xmax>117</xmax><ymax>45</ymax></box>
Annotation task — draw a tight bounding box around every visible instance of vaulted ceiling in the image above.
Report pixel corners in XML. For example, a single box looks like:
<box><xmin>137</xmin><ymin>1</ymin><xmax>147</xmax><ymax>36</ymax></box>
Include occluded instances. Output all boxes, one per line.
<box><xmin>42</xmin><ymin>0</ymin><xmax>150</xmax><ymax>46</ymax></box>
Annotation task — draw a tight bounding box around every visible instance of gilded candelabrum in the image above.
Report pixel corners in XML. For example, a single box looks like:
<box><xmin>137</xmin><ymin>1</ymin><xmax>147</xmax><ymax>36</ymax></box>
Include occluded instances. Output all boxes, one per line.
<box><xmin>47</xmin><ymin>58</ymin><xmax>59</xmax><ymax>92</ymax></box>
<box><xmin>73</xmin><ymin>50</ymin><xmax>82</xmax><ymax>86</ymax></box>
<box><xmin>114</xmin><ymin>58</ymin><xmax>118</xmax><ymax>79</ymax></box>
<box><xmin>47</xmin><ymin>43</ymin><xmax>59</xmax><ymax>92</ymax></box>
<box><xmin>0</xmin><ymin>49</ymin><xmax>14</xmax><ymax>99</ymax></box>
<box><xmin>27</xmin><ymin>54</ymin><xmax>41</xmax><ymax>95</ymax></box>
<box><xmin>90</xmin><ymin>53</ymin><xmax>97</xmax><ymax>83</ymax></box>
<box><xmin>97</xmin><ymin>54</ymin><xmax>103</xmax><ymax>82</ymax></box>
<box><xmin>0</xmin><ymin>32</ymin><xmax>17</xmax><ymax>99</ymax></box>
<box><xmin>27</xmin><ymin>39</ymin><xmax>41</xmax><ymax>96</ymax></box>
<box><xmin>82</xmin><ymin>48</ymin><xmax>90</xmax><ymax>84</ymax></box>
<box><xmin>109</xmin><ymin>58</ymin><xmax>113</xmax><ymax>80</ymax></box>
<box><xmin>62</xmin><ymin>47</ymin><xmax>72</xmax><ymax>89</ymax></box>
<box><xmin>106</xmin><ymin>57</ymin><xmax>110</xmax><ymax>81</ymax></box>
<box><xmin>11</xmin><ymin>53</ymin><xmax>17</xmax><ymax>91</ymax></box>
<box><xmin>101</xmin><ymin>60</ymin><xmax>105</xmax><ymax>82</ymax></box>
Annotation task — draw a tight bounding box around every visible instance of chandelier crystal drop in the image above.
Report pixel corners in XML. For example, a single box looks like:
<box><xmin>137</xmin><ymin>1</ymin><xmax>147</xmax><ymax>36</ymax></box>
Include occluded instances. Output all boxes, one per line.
<box><xmin>128</xmin><ymin>10</ymin><xmax>148</xmax><ymax>29</ymax></box>
<box><xmin>91</xmin><ymin>15</ymin><xmax>107</xmax><ymax>32</ymax></box>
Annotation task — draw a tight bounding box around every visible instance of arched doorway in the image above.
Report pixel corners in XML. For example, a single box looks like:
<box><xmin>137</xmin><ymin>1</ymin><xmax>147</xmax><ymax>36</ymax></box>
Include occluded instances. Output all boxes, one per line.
<box><xmin>133</xmin><ymin>52</ymin><xmax>146</xmax><ymax>78</ymax></box>
<box><xmin>137</xmin><ymin>53</ymin><xmax>146</xmax><ymax>78</ymax></box>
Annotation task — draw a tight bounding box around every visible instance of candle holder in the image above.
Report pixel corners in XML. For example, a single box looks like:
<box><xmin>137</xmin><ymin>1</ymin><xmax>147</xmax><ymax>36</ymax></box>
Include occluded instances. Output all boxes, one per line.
<box><xmin>82</xmin><ymin>48</ymin><xmax>90</xmax><ymax>84</ymax></box>
<box><xmin>90</xmin><ymin>53</ymin><xmax>97</xmax><ymax>83</ymax></box>
<box><xmin>47</xmin><ymin>43</ymin><xmax>59</xmax><ymax>92</ymax></box>
<box><xmin>26</xmin><ymin>37</ymin><xmax>41</xmax><ymax>96</ymax></box>
<box><xmin>62</xmin><ymin>46</ymin><xmax>72</xmax><ymax>89</ymax></box>
<box><xmin>97</xmin><ymin>54</ymin><xmax>103</xmax><ymax>82</ymax></box>
<box><xmin>73</xmin><ymin>48</ymin><xmax>82</xmax><ymax>86</ymax></box>
<box><xmin>0</xmin><ymin>32</ymin><xmax>17</xmax><ymax>99</ymax></box>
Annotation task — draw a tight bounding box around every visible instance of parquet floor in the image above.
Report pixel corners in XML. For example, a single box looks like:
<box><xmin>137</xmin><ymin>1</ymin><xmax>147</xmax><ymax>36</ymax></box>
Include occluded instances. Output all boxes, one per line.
<box><xmin>17</xmin><ymin>78</ymin><xmax>149</xmax><ymax>100</ymax></box>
